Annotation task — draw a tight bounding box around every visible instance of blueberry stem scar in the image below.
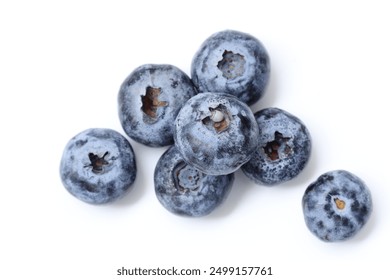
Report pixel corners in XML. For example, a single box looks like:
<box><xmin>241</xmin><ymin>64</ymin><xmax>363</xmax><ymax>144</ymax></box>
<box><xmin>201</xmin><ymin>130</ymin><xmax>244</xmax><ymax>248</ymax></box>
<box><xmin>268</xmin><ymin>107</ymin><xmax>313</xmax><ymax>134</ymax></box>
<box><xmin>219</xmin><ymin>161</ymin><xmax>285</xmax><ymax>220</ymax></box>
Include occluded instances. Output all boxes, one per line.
<box><xmin>263</xmin><ymin>131</ymin><xmax>291</xmax><ymax>161</ymax></box>
<box><xmin>217</xmin><ymin>50</ymin><xmax>246</xmax><ymax>80</ymax></box>
<box><xmin>334</xmin><ymin>198</ymin><xmax>346</xmax><ymax>210</ymax></box>
<box><xmin>141</xmin><ymin>86</ymin><xmax>168</xmax><ymax>118</ymax></box>
<box><xmin>87</xmin><ymin>151</ymin><xmax>109</xmax><ymax>174</ymax></box>
<box><xmin>202</xmin><ymin>106</ymin><xmax>230</xmax><ymax>133</ymax></box>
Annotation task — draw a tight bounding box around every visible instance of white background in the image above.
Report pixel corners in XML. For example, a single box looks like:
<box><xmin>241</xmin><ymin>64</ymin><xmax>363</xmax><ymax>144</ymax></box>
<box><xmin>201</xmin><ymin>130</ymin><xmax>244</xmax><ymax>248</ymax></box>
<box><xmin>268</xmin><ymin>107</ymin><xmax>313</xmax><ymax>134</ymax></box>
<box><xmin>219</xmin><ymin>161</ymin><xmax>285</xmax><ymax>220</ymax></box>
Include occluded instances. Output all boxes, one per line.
<box><xmin>1</xmin><ymin>1</ymin><xmax>389</xmax><ymax>279</ymax></box>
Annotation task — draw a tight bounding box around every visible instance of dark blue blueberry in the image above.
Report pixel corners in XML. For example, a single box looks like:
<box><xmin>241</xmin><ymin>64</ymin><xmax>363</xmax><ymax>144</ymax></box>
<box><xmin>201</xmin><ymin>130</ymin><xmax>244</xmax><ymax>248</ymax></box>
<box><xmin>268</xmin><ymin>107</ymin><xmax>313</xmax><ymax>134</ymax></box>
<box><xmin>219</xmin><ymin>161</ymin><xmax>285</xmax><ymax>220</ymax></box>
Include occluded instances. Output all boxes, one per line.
<box><xmin>302</xmin><ymin>170</ymin><xmax>373</xmax><ymax>242</ymax></box>
<box><xmin>118</xmin><ymin>64</ymin><xmax>197</xmax><ymax>147</ymax></box>
<box><xmin>59</xmin><ymin>128</ymin><xmax>137</xmax><ymax>204</ymax></box>
<box><xmin>191</xmin><ymin>30</ymin><xmax>270</xmax><ymax>106</ymax></box>
<box><xmin>174</xmin><ymin>92</ymin><xmax>259</xmax><ymax>175</ymax></box>
<box><xmin>241</xmin><ymin>108</ymin><xmax>311</xmax><ymax>185</ymax></box>
<box><xmin>154</xmin><ymin>146</ymin><xmax>234</xmax><ymax>217</ymax></box>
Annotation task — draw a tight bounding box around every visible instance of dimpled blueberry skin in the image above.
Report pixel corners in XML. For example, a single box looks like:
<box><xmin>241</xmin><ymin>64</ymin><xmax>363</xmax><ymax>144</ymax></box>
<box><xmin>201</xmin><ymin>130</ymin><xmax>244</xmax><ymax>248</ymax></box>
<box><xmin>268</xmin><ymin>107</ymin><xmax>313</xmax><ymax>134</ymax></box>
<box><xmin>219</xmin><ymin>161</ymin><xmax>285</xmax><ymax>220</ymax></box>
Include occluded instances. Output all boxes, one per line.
<box><xmin>154</xmin><ymin>146</ymin><xmax>234</xmax><ymax>217</ymax></box>
<box><xmin>174</xmin><ymin>92</ymin><xmax>259</xmax><ymax>176</ymax></box>
<box><xmin>59</xmin><ymin>128</ymin><xmax>136</xmax><ymax>204</ymax></box>
<box><xmin>241</xmin><ymin>108</ymin><xmax>311</xmax><ymax>185</ymax></box>
<box><xmin>302</xmin><ymin>170</ymin><xmax>373</xmax><ymax>242</ymax></box>
<box><xmin>191</xmin><ymin>30</ymin><xmax>270</xmax><ymax>106</ymax></box>
<box><xmin>118</xmin><ymin>64</ymin><xmax>197</xmax><ymax>147</ymax></box>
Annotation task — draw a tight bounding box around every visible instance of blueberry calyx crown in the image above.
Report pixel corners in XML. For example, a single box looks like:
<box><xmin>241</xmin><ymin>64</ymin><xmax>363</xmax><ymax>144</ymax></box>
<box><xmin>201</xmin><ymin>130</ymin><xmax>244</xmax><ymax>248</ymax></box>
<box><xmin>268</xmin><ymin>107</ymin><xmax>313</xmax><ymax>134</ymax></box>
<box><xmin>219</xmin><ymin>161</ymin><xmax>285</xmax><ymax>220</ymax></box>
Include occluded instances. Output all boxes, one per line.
<box><xmin>201</xmin><ymin>105</ymin><xmax>231</xmax><ymax>133</ymax></box>
<box><xmin>263</xmin><ymin>131</ymin><xmax>292</xmax><ymax>161</ymax></box>
<box><xmin>173</xmin><ymin>162</ymin><xmax>202</xmax><ymax>193</ymax></box>
<box><xmin>217</xmin><ymin>50</ymin><xmax>246</xmax><ymax>80</ymax></box>
<box><xmin>86</xmin><ymin>151</ymin><xmax>109</xmax><ymax>174</ymax></box>
<box><xmin>141</xmin><ymin>86</ymin><xmax>168</xmax><ymax>119</ymax></box>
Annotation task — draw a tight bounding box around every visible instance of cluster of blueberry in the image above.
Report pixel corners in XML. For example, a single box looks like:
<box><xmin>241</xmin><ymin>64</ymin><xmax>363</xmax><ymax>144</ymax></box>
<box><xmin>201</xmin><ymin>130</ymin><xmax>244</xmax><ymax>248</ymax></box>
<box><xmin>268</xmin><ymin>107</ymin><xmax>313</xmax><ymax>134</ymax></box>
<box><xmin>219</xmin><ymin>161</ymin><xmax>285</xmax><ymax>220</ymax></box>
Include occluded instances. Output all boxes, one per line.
<box><xmin>60</xmin><ymin>30</ymin><xmax>372</xmax><ymax>242</ymax></box>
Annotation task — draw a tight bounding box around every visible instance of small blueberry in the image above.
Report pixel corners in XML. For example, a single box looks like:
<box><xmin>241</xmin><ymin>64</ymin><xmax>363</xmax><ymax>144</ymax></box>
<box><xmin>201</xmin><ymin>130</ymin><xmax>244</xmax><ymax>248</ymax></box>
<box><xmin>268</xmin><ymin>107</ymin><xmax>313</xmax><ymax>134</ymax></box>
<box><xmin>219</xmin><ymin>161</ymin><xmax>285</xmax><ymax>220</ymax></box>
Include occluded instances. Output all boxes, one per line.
<box><xmin>59</xmin><ymin>128</ymin><xmax>137</xmax><ymax>204</ymax></box>
<box><xmin>118</xmin><ymin>64</ymin><xmax>197</xmax><ymax>147</ymax></box>
<box><xmin>191</xmin><ymin>30</ymin><xmax>270</xmax><ymax>106</ymax></box>
<box><xmin>241</xmin><ymin>107</ymin><xmax>312</xmax><ymax>185</ymax></box>
<box><xmin>302</xmin><ymin>170</ymin><xmax>373</xmax><ymax>242</ymax></box>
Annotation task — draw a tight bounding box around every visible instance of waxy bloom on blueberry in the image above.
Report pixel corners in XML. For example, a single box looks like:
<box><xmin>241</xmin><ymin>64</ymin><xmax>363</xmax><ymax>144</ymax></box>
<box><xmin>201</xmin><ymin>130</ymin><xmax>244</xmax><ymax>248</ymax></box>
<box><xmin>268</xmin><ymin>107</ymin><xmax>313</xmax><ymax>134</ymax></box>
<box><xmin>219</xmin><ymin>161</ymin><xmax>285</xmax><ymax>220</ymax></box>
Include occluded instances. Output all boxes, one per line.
<box><xmin>242</xmin><ymin>107</ymin><xmax>311</xmax><ymax>186</ymax></box>
<box><xmin>59</xmin><ymin>128</ymin><xmax>137</xmax><ymax>204</ymax></box>
<box><xmin>154</xmin><ymin>146</ymin><xmax>234</xmax><ymax>217</ymax></box>
<box><xmin>118</xmin><ymin>64</ymin><xmax>197</xmax><ymax>147</ymax></box>
<box><xmin>191</xmin><ymin>30</ymin><xmax>270</xmax><ymax>105</ymax></box>
<box><xmin>302</xmin><ymin>170</ymin><xmax>373</xmax><ymax>242</ymax></box>
<box><xmin>174</xmin><ymin>92</ymin><xmax>259</xmax><ymax>176</ymax></box>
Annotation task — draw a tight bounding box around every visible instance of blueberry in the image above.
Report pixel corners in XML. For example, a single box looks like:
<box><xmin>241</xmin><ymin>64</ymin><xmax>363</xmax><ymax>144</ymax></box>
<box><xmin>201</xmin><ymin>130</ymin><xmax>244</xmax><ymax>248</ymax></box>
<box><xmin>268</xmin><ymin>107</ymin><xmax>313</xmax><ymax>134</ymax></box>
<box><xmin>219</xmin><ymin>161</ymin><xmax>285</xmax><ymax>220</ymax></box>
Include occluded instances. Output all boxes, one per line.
<box><xmin>59</xmin><ymin>128</ymin><xmax>137</xmax><ymax>204</ymax></box>
<box><xmin>154</xmin><ymin>146</ymin><xmax>234</xmax><ymax>217</ymax></box>
<box><xmin>118</xmin><ymin>64</ymin><xmax>197</xmax><ymax>147</ymax></box>
<box><xmin>191</xmin><ymin>30</ymin><xmax>270</xmax><ymax>106</ymax></box>
<box><xmin>302</xmin><ymin>170</ymin><xmax>373</xmax><ymax>242</ymax></box>
<box><xmin>241</xmin><ymin>107</ymin><xmax>311</xmax><ymax>185</ymax></box>
<box><xmin>174</xmin><ymin>92</ymin><xmax>259</xmax><ymax>175</ymax></box>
